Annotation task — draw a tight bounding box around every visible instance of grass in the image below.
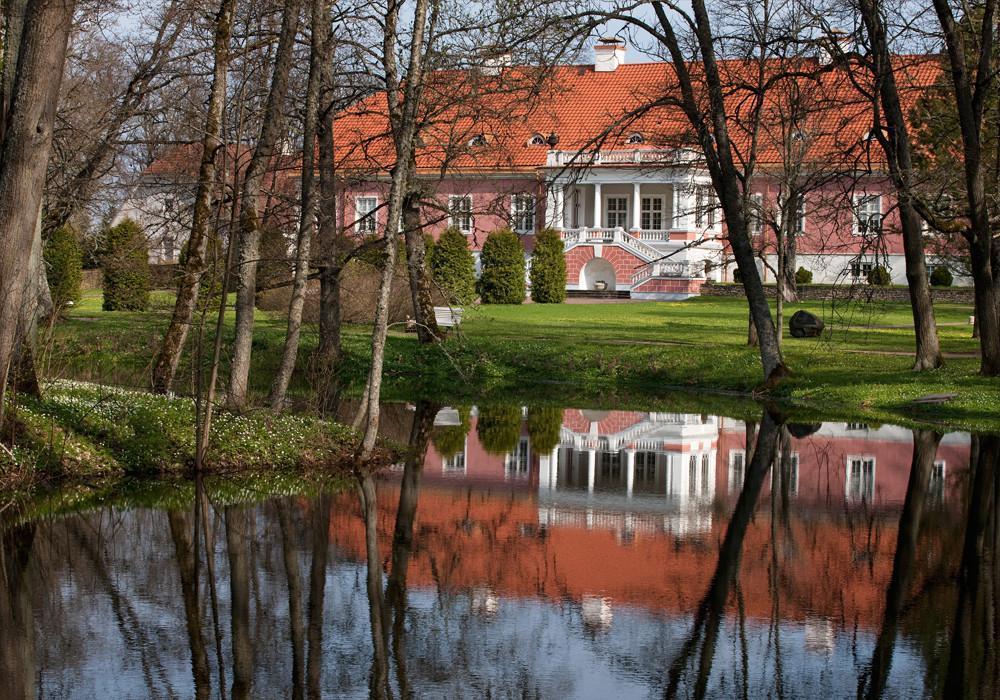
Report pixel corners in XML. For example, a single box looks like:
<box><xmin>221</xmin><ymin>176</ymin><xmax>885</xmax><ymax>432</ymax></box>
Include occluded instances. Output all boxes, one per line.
<box><xmin>42</xmin><ymin>289</ymin><xmax>1000</xmax><ymax>433</ymax></box>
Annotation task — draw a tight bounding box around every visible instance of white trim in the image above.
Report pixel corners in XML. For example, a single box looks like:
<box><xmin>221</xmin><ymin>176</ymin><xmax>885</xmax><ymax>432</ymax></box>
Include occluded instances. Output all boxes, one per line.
<box><xmin>728</xmin><ymin>449</ymin><xmax>746</xmax><ymax>494</ymax></box>
<box><xmin>853</xmin><ymin>194</ymin><xmax>882</xmax><ymax>236</ymax></box>
<box><xmin>604</xmin><ymin>194</ymin><xmax>629</xmax><ymax>229</ymax></box>
<box><xmin>355</xmin><ymin>196</ymin><xmax>378</xmax><ymax>233</ymax></box>
<box><xmin>449</xmin><ymin>195</ymin><xmax>473</xmax><ymax>233</ymax></box>
<box><xmin>640</xmin><ymin>194</ymin><xmax>667</xmax><ymax>231</ymax></box>
<box><xmin>511</xmin><ymin>193</ymin><xmax>536</xmax><ymax>234</ymax></box>
<box><xmin>845</xmin><ymin>455</ymin><xmax>876</xmax><ymax>502</ymax></box>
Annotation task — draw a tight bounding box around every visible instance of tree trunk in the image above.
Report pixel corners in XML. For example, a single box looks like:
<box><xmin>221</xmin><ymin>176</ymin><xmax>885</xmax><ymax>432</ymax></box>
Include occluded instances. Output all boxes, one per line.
<box><xmin>168</xmin><ymin>511</ymin><xmax>212</xmax><ymax>700</ymax></box>
<box><xmin>225</xmin><ymin>506</ymin><xmax>253</xmax><ymax>700</ymax></box>
<box><xmin>227</xmin><ymin>0</ymin><xmax>302</xmax><ymax>409</ymax></box>
<box><xmin>270</xmin><ymin>0</ymin><xmax>326</xmax><ymax>409</ymax></box>
<box><xmin>305</xmin><ymin>494</ymin><xmax>330</xmax><ymax>700</ymax></box>
<box><xmin>277</xmin><ymin>503</ymin><xmax>305</xmax><ymax>700</ymax></box>
<box><xmin>11</xmin><ymin>210</ymin><xmax>52</xmax><ymax>398</ymax></box>
<box><xmin>0</xmin><ymin>0</ymin><xmax>74</xmax><ymax>422</ymax></box>
<box><xmin>402</xmin><ymin>183</ymin><xmax>439</xmax><ymax>343</ymax></box>
<box><xmin>152</xmin><ymin>0</ymin><xmax>236</xmax><ymax>394</ymax></box>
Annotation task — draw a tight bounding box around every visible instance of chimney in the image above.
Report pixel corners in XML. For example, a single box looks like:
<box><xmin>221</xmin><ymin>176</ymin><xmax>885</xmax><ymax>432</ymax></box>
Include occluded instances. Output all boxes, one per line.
<box><xmin>594</xmin><ymin>37</ymin><xmax>626</xmax><ymax>72</ymax></box>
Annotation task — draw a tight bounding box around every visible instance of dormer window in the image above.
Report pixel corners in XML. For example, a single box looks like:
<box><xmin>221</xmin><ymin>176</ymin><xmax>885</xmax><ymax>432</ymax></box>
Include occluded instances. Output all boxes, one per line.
<box><xmin>527</xmin><ymin>133</ymin><xmax>546</xmax><ymax>146</ymax></box>
<box><xmin>469</xmin><ymin>134</ymin><xmax>488</xmax><ymax>147</ymax></box>
<box><xmin>626</xmin><ymin>132</ymin><xmax>644</xmax><ymax>145</ymax></box>
<box><xmin>791</xmin><ymin>130</ymin><xmax>806</xmax><ymax>141</ymax></box>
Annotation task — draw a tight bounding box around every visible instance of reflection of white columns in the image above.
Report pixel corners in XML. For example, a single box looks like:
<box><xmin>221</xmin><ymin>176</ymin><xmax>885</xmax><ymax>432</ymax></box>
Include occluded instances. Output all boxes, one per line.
<box><xmin>593</xmin><ymin>183</ymin><xmax>603</xmax><ymax>228</ymax></box>
<box><xmin>550</xmin><ymin>447</ymin><xmax>559</xmax><ymax>489</ymax></box>
<box><xmin>539</xmin><ymin>453</ymin><xmax>552</xmax><ymax>491</ymax></box>
<box><xmin>625</xmin><ymin>449</ymin><xmax>636</xmax><ymax>497</ymax></box>
<box><xmin>587</xmin><ymin>449</ymin><xmax>596</xmax><ymax>493</ymax></box>
<box><xmin>631</xmin><ymin>183</ymin><xmax>641</xmax><ymax>231</ymax></box>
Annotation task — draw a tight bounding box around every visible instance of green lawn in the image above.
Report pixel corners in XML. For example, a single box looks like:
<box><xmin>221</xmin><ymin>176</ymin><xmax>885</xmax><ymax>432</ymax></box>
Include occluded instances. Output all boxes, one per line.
<box><xmin>44</xmin><ymin>290</ymin><xmax>999</xmax><ymax>432</ymax></box>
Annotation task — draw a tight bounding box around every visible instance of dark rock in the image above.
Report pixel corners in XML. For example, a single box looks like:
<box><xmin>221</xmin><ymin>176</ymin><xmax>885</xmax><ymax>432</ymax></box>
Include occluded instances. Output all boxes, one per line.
<box><xmin>790</xmin><ymin>310</ymin><xmax>824</xmax><ymax>338</ymax></box>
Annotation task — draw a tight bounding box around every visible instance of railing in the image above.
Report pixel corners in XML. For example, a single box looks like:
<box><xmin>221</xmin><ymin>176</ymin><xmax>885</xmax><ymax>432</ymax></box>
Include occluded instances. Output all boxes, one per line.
<box><xmin>546</xmin><ymin>148</ymin><xmax>698</xmax><ymax>168</ymax></box>
<box><xmin>631</xmin><ymin>260</ymin><xmax>706</xmax><ymax>286</ymax></box>
<box><xmin>560</xmin><ymin>227</ymin><xmax>660</xmax><ymax>261</ymax></box>
<box><xmin>632</xmin><ymin>229</ymin><xmax>674</xmax><ymax>242</ymax></box>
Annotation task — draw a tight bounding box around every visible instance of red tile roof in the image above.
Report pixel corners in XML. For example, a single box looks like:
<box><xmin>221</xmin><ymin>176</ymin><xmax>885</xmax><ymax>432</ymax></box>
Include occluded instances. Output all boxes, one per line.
<box><xmin>332</xmin><ymin>55</ymin><xmax>942</xmax><ymax>174</ymax></box>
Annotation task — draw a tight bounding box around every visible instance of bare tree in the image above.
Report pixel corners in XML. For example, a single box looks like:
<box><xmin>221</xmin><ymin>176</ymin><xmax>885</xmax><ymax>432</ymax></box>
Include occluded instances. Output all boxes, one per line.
<box><xmin>152</xmin><ymin>0</ymin><xmax>238</xmax><ymax>394</ymax></box>
<box><xmin>228</xmin><ymin>0</ymin><xmax>302</xmax><ymax>409</ymax></box>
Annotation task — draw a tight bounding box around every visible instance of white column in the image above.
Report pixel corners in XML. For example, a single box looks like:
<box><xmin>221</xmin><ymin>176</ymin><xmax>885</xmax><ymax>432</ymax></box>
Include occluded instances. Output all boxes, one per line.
<box><xmin>550</xmin><ymin>447</ymin><xmax>560</xmax><ymax>489</ymax></box>
<box><xmin>625</xmin><ymin>449</ymin><xmax>636</xmax><ymax>498</ymax></box>
<box><xmin>554</xmin><ymin>186</ymin><xmax>565</xmax><ymax>229</ymax></box>
<box><xmin>631</xmin><ymin>183</ymin><xmax>641</xmax><ymax>231</ymax></box>
<box><xmin>587</xmin><ymin>449</ymin><xmax>596</xmax><ymax>493</ymax></box>
<box><xmin>593</xmin><ymin>183</ymin><xmax>602</xmax><ymax>229</ymax></box>
<box><xmin>545</xmin><ymin>182</ymin><xmax>558</xmax><ymax>228</ymax></box>
<box><xmin>674</xmin><ymin>185</ymin><xmax>691</xmax><ymax>230</ymax></box>
<box><xmin>538</xmin><ymin>454</ymin><xmax>552</xmax><ymax>492</ymax></box>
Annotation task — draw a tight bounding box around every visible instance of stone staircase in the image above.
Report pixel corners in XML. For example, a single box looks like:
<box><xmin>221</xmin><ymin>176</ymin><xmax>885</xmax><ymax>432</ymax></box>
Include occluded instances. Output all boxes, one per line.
<box><xmin>567</xmin><ymin>289</ymin><xmax>631</xmax><ymax>300</ymax></box>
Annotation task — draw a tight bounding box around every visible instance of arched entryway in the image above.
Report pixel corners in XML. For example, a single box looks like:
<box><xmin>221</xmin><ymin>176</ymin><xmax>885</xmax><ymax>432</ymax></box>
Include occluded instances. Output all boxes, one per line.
<box><xmin>581</xmin><ymin>257</ymin><xmax>616</xmax><ymax>291</ymax></box>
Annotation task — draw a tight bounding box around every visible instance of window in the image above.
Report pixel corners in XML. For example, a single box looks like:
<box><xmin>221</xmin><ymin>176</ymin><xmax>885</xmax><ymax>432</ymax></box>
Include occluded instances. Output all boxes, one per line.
<box><xmin>528</xmin><ymin>133</ymin><xmax>546</xmax><ymax>146</ymax></box>
<box><xmin>794</xmin><ymin>194</ymin><xmax>806</xmax><ymax>234</ymax></box>
<box><xmin>605</xmin><ymin>196</ymin><xmax>628</xmax><ymax>229</ymax></box>
<box><xmin>641</xmin><ymin>196</ymin><xmax>664</xmax><ymax>230</ymax></box>
<box><xmin>443</xmin><ymin>452</ymin><xmax>466</xmax><ymax>474</ymax></box>
<box><xmin>355</xmin><ymin>196</ymin><xmax>378</xmax><ymax>233</ymax></box>
<box><xmin>689</xmin><ymin>454</ymin><xmax>699</xmax><ymax>496</ymax></box>
<box><xmin>601</xmin><ymin>451</ymin><xmax>622</xmax><ymax>481</ymax></box>
<box><xmin>846</xmin><ymin>456</ymin><xmax>875</xmax><ymax>503</ymax></box>
<box><xmin>853</xmin><ymin>194</ymin><xmax>882</xmax><ymax>236</ymax></box>
<box><xmin>511</xmin><ymin>194</ymin><xmax>536</xmax><ymax>234</ymax></box>
<box><xmin>505</xmin><ymin>438</ymin><xmax>530</xmax><ymax>478</ymax></box>
<box><xmin>848</xmin><ymin>262</ymin><xmax>874</xmax><ymax>280</ymax></box>
<box><xmin>929</xmin><ymin>460</ymin><xmax>946</xmax><ymax>504</ymax></box>
<box><xmin>468</xmin><ymin>134</ymin><xmax>487</xmax><ymax>147</ymax></box>
<box><xmin>695</xmin><ymin>185</ymin><xmax>718</xmax><ymax>228</ymax></box>
<box><xmin>449</xmin><ymin>195</ymin><xmax>473</xmax><ymax>232</ymax></box>
<box><xmin>635</xmin><ymin>451</ymin><xmax>657</xmax><ymax>482</ymax></box>
<box><xmin>749</xmin><ymin>193</ymin><xmax>764</xmax><ymax>235</ymax></box>
<box><xmin>626</xmin><ymin>132</ymin><xmax>644</xmax><ymax>144</ymax></box>
<box><xmin>729</xmin><ymin>449</ymin><xmax>745</xmax><ymax>494</ymax></box>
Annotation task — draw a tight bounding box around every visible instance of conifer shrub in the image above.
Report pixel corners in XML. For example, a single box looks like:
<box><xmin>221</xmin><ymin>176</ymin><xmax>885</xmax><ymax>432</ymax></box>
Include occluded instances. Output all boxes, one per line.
<box><xmin>477</xmin><ymin>228</ymin><xmax>525</xmax><ymax>304</ymax></box>
<box><xmin>930</xmin><ymin>266</ymin><xmax>954</xmax><ymax>287</ymax></box>
<box><xmin>431</xmin><ymin>406</ymin><xmax>471</xmax><ymax>458</ymax></box>
<box><xmin>867</xmin><ymin>265</ymin><xmax>891</xmax><ymax>286</ymax></box>
<box><xmin>794</xmin><ymin>266</ymin><xmax>813</xmax><ymax>285</ymax></box>
<box><xmin>476</xmin><ymin>404</ymin><xmax>523</xmax><ymax>455</ymax></box>
<box><xmin>429</xmin><ymin>226</ymin><xmax>476</xmax><ymax>305</ymax></box>
<box><xmin>529</xmin><ymin>228</ymin><xmax>567</xmax><ymax>303</ymax></box>
<box><xmin>44</xmin><ymin>225</ymin><xmax>83</xmax><ymax>309</ymax></box>
<box><xmin>527</xmin><ymin>406</ymin><xmax>563</xmax><ymax>453</ymax></box>
<box><xmin>102</xmin><ymin>219</ymin><xmax>151</xmax><ymax>311</ymax></box>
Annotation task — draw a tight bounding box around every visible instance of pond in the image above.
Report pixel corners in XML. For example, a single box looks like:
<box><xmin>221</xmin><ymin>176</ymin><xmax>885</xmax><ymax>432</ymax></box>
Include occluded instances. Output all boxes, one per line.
<box><xmin>1</xmin><ymin>402</ymin><xmax>996</xmax><ymax>698</ymax></box>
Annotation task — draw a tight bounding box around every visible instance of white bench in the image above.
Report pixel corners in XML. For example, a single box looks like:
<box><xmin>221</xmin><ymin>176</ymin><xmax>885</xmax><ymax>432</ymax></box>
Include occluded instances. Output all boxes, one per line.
<box><xmin>434</xmin><ymin>306</ymin><xmax>464</xmax><ymax>328</ymax></box>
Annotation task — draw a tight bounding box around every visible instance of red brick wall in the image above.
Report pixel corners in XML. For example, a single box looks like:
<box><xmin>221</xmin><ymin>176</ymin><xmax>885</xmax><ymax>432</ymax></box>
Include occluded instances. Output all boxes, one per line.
<box><xmin>564</xmin><ymin>244</ymin><xmax>648</xmax><ymax>286</ymax></box>
<box><xmin>632</xmin><ymin>278</ymin><xmax>706</xmax><ymax>295</ymax></box>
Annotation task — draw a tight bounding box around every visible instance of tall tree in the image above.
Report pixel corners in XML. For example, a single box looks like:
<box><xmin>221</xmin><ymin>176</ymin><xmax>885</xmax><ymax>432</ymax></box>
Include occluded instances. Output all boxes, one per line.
<box><xmin>0</xmin><ymin>0</ymin><xmax>76</xmax><ymax>419</ymax></box>
<box><xmin>852</xmin><ymin>6</ymin><xmax>944</xmax><ymax>370</ymax></box>
<box><xmin>228</xmin><ymin>0</ymin><xmax>302</xmax><ymax>409</ymax></box>
<box><xmin>151</xmin><ymin>0</ymin><xmax>237</xmax><ymax>394</ymax></box>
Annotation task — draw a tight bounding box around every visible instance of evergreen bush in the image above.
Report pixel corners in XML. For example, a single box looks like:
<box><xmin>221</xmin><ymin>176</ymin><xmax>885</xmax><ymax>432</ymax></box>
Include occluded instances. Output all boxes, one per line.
<box><xmin>429</xmin><ymin>226</ymin><xmax>476</xmax><ymax>305</ymax></box>
<box><xmin>930</xmin><ymin>266</ymin><xmax>954</xmax><ymax>287</ymax></box>
<box><xmin>526</xmin><ymin>406</ymin><xmax>563</xmax><ymax>453</ymax></box>
<box><xmin>867</xmin><ymin>265</ymin><xmax>891</xmax><ymax>286</ymax></box>
<box><xmin>477</xmin><ymin>228</ymin><xmax>525</xmax><ymax>304</ymax></box>
<box><xmin>44</xmin><ymin>225</ymin><xmax>83</xmax><ymax>309</ymax></box>
<box><xmin>529</xmin><ymin>228</ymin><xmax>567</xmax><ymax>303</ymax></box>
<box><xmin>794</xmin><ymin>266</ymin><xmax>813</xmax><ymax>285</ymax></box>
<box><xmin>102</xmin><ymin>219</ymin><xmax>151</xmax><ymax>311</ymax></box>
<box><xmin>476</xmin><ymin>404</ymin><xmax>523</xmax><ymax>455</ymax></box>
<box><xmin>431</xmin><ymin>406</ymin><xmax>471</xmax><ymax>458</ymax></box>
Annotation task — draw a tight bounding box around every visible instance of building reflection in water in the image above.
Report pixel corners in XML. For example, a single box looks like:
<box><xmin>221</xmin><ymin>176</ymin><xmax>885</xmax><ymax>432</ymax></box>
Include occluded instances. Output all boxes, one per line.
<box><xmin>0</xmin><ymin>403</ymin><xmax>995</xmax><ymax>699</ymax></box>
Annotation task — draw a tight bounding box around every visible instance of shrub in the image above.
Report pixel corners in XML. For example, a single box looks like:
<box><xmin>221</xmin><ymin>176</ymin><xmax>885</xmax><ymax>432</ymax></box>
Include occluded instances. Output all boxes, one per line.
<box><xmin>102</xmin><ymin>219</ymin><xmax>151</xmax><ymax>311</ymax></box>
<box><xmin>429</xmin><ymin>226</ymin><xmax>477</xmax><ymax>305</ymax></box>
<box><xmin>732</xmin><ymin>267</ymin><xmax>743</xmax><ymax>283</ymax></box>
<box><xmin>44</xmin><ymin>225</ymin><xmax>83</xmax><ymax>309</ymax></box>
<box><xmin>477</xmin><ymin>228</ymin><xmax>525</xmax><ymax>304</ymax></box>
<box><xmin>867</xmin><ymin>265</ymin><xmax>891</xmax><ymax>286</ymax></box>
<box><xmin>431</xmin><ymin>406</ymin><xmax>471</xmax><ymax>458</ymax></box>
<box><xmin>529</xmin><ymin>228</ymin><xmax>567</xmax><ymax>303</ymax></box>
<box><xmin>794</xmin><ymin>266</ymin><xmax>813</xmax><ymax>285</ymax></box>
<box><xmin>930</xmin><ymin>266</ymin><xmax>954</xmax><ymax>287</ymax></box>
<box><xmin>526</xmin><ymin>406</ymin><xmax>563</xmax><ymax>453</ymax></box>
<box><xmin>476</xmin><ymin>404</ymin><xmax>523</xmax><ymax>455</ymax></box>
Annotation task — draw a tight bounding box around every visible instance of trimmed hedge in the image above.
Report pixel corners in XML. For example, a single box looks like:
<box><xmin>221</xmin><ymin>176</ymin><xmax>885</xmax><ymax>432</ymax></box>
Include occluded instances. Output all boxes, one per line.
<box><xmin>102</xmin><ymin>219</ymin><xmax>151</xmax><ymax>311</ymax></box>
<box><xmin>44</xmin><ymin>225</ymin><xmax>83</xmax><ymax>309</ymax></box>
<box><xmin>429</xmin><ymin>226</ymin><xmax>477</xmax><ymax>305</ymax></box>
<box><xmin>867</xmin><ymin>265</ymin><xmax>891</xmax><ymax>286</ymax></box>
<box><xmin>527</xmin><ymin>406</ymin><xmax>563</xmax><ymax>453</ymax></box>
<box><xmin>930</xmin><ymin>266</ymin><xmax>954</xmax><ymax>287</ymax></box>
<box><xmin>476</xmin><ymin>404</ymin><xmax>523</xmax><ymax>455</ymax></box>
<box><xmin>794</xmin><ymin>266</ymin><xmax>813</xmax><ymax>285</ymax></box>
<box><xmin>529</xmin><ymin>228</ymin><xmax>567</xmax><ymax>303</ymax></box>
<box><xmin>477</xmin><ymin>228</ymin><xmax>525</xmax><ymax>304</ymax></box>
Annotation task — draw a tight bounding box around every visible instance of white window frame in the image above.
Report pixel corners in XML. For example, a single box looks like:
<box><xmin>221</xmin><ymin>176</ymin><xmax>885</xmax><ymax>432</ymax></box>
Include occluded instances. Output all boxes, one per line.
<box><xmin>505</xmin><ymin>437</ymin><xmax>531</xmax><ymax>478</ymax></box>
<box><xmin>695</xmin><ymin>185</ymin><xmax>718</xmax><ymax>229</ymax></box>
<box><xmin>749</xmin><ymin>193</ymin><xmax>764</xmax><ymax>235</ymax></box>
<box><xmin>449</xmin><ymin>195</ymin><xmax>473</xmax><ymax>233</ymax></box>
<box><xmin>846</xmin><ymin>455</ymin><xmax>876</xmax><ymax>503</ymax></box>
<box><xmin>847</xmin><ymin>262</ymin><xmax>874</xmax><ymax>280</ymax></box>
<box><xmin>355</xmin><ymin>196</ymin><xmax>378</xmax><ymax>234</ymax></box>
<box><xmin>641</xmin><ymin>195</ymin><xmax>666</xmax><ymax>231</ymax></box>
<box><xmin>511</xmin><ymin>193</ymin><xmax>536</xmax><ymax>234</ymax></box>
<box><xmin>443</xmin><ymin>451</ymin><xmax>467</xmax><ymax>474</ymax></box>
<box><xmin>853</xmin><ymin>194</ymin><xmax>882</xmax><ymax>236</ymax></box>
<box><xmin>793</xmin><ymin>194</ymin><xmax>806</xmax><ymax>234</ymax></box>
<box><xmin>728</xmin><ymin>449</ymin><xmax>746</xmax><ymax>494</ymax></box>
<box><xmin>605</xmin><ymin>195</ymin><xmax>629</xmax><ymax>229</ymax></box>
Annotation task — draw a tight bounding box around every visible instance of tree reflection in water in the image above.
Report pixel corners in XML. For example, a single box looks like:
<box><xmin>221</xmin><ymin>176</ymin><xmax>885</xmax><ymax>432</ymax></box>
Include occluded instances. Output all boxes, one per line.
<box><xmin>0</xmin><ymin>406</ymin><xmax>998</xmax><ymax>698</ymax></box>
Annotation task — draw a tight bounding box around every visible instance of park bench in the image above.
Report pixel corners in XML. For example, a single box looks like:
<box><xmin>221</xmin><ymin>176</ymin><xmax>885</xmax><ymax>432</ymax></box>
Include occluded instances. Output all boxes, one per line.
<box><xmin>433</xmin><ymin>306</ymin><xmax>464</xmax><ymax>329</ymax></box>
